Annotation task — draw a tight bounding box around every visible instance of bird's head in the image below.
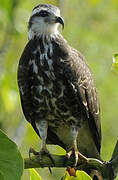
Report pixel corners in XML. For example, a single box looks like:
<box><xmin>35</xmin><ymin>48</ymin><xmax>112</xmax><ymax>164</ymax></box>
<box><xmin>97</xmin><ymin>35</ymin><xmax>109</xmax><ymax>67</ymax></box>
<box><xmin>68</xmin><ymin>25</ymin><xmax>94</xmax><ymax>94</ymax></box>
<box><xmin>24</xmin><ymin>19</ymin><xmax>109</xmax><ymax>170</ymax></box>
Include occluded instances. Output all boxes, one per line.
<box><xmin>28</xmin><ymin>4</ymin><xmax>64</xmax><ymax>40</ymax></box>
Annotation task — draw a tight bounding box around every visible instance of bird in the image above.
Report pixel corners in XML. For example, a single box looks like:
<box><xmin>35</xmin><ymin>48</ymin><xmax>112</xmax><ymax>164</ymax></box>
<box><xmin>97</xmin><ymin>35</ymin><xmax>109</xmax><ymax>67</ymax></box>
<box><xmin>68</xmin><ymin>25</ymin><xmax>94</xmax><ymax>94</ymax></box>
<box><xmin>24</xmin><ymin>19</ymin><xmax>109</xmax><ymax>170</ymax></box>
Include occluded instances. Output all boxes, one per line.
<box><xmin>17</xmin><ymin>3</ymin><xmax>101</xmax><ymax>167</ymax></box>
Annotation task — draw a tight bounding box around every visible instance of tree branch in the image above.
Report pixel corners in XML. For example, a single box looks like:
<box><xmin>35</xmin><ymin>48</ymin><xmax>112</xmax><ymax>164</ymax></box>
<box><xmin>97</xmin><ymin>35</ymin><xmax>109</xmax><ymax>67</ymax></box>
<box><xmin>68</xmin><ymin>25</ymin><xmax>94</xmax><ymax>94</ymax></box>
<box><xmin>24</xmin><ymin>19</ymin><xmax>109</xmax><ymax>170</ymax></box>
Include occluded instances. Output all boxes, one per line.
<box><xmin>24</xmin><ymin>156</ymin><xmax>112</xmax><ymax>179</ymax></box>
<box><xmin>24</xmin><ymin>154</ymin><xmax>104</xmax><ymax>169</ymax></box>
<box><xmin>24</xmin><ymin>141</ymin><xmax>118</xmax><ymax>180</ymax></box>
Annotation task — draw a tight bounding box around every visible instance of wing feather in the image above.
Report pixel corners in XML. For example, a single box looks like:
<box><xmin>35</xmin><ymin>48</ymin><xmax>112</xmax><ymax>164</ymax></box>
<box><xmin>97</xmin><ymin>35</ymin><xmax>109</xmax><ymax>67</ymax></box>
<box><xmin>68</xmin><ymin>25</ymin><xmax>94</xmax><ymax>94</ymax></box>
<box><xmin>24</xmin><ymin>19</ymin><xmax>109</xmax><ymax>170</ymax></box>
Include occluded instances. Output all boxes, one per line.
<box><xmin>17</xmin><ymin>40</ymin><xmax>40</xmax><ymax>136</ymax></box>
<box><xmin>63</xmin><ymin>47</ymin><xmax>101</xmax><ymax>152</ymax></box>
<box><xmin>52</xmin><ymin>36</ymin><xmax>101</xmax><ymax>152</ymax></box>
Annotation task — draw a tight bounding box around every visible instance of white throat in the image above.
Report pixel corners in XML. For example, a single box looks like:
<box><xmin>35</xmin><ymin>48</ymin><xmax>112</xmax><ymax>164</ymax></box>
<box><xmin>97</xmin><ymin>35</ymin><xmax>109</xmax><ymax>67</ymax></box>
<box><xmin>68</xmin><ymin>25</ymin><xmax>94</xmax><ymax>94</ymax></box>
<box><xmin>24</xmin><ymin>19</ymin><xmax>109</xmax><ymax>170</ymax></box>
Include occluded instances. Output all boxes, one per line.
<box><xmin>28</xmin><ymin>19</ymin><xmax>59</xmax><ymax>40</ymax></box>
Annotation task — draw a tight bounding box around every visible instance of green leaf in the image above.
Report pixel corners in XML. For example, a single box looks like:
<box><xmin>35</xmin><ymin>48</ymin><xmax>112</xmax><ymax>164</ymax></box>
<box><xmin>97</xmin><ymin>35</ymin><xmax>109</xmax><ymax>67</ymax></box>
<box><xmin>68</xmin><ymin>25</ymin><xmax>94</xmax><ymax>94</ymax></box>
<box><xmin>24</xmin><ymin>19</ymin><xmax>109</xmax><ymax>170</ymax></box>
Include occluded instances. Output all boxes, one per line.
<box><xmin>112</xmin><ymin>53</ymin><xmax>118</xmax><ymax>74</ymax></box>
<box><xmin>76</xmin><ymin>170</ymin><xmax>92</xmax><ymax>180</ymax></box>
<box><xmin>29</xmin><ymin>168</ymin><xmax>42</xmax><ymax>180</ymax></box>
<box><xmin>62</xmin><ymin>170</ymin><xmax>92</xmax><ymax>180</ymax></box>
<box><xmin>0</xmin><ymin>129</ymin><xmax>23</xmax><ymax>180</ymax></box>
<box><xmin>0</xmin><ymin>171</ymin><xmax>4</xmax><ymax>180</ymax></box>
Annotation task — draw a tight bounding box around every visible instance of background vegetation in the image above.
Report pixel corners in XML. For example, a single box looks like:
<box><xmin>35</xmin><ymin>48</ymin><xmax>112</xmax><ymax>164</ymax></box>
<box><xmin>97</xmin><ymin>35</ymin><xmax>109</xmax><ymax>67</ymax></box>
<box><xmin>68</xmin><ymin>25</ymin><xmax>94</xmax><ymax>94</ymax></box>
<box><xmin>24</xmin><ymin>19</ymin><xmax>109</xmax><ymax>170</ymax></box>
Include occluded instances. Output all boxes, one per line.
<box><xmin>0</xmin><ymin>0</ymin><xmax>118</xmax><ymax>179</ymax></box>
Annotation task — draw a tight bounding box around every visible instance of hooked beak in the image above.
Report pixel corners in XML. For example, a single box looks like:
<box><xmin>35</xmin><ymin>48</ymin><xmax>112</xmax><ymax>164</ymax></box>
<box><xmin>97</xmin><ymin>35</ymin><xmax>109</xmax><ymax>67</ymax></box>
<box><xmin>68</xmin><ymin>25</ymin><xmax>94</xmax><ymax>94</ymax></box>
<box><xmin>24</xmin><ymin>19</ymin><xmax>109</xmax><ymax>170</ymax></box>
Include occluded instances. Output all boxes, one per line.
<box><xmin>56</xmin><ymin>16</ymin><xmax>64</xmax><ymax>29</ymax></box>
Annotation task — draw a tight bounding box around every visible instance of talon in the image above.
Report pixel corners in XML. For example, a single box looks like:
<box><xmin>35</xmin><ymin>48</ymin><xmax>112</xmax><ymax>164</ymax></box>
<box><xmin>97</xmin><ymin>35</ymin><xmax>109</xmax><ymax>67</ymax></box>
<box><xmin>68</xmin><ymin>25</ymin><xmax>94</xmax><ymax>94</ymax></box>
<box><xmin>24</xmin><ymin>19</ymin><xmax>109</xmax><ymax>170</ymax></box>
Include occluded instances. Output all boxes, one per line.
<box><xmin>65</xmin><ymin>149</ymin><xmax>88</xmax><ymax>167</ymax></box>
<box><xmin>48</xmin><ymin>167</ymin><xmax>52</xmax><ymax>174</ymax></box>
<box><xmin>28</xmin><ymin>147</ymin><xmax>55</xmax><ymax>168</ymax></box>
<box><xmin>42</xmin><ymin>148</ymin><xmax>55</xmax><ymax>167</ymax></box>
<box><xmin>66</xmin><ymin>150</ymin><xmax>73</xmax><ymax>159</ymax></box>
<box><xmin>77</xmin><ymin>151</ymin><xmax>88</xmax><ymax>162</ymax></box>
<box><xmin>29</xmin><ymin>147</ymin><xmax>39</xmax><ymax>159</ymax></box>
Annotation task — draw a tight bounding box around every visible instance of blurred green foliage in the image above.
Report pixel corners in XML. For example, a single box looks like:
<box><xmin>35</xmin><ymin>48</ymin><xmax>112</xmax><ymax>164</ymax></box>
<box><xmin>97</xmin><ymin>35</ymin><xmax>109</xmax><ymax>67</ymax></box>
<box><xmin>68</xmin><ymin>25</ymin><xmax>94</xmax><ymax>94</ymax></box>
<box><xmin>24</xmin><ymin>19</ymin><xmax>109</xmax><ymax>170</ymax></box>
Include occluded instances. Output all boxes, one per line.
<box><xmin>0</xmin><ymin>0</ymin><xmax>118</xmax><ymax>179</ymax></box>
<box><xmin>112</xmin><ymin>53</ymin><xmax>118</xmax><ymax>74</ymax></box>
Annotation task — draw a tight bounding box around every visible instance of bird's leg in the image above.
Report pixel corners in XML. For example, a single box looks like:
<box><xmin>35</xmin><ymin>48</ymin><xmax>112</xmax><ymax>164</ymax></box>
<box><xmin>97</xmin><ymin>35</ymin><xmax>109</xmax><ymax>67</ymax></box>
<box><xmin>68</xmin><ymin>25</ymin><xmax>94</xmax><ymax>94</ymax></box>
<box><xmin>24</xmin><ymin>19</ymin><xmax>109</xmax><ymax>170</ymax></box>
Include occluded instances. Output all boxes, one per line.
<box><xmin>66</xmin><ymin>125</ymin><xmax>88</xmax><ymax>167</ymax></box>
<box><xmin>29</xmin><ymin>120</ymin><xmax>54</xmax><ymax>167</ymax></box>
<box><xmin>73</xmin><ymin>138</ymin><xmax>88</xmax><ymax>166</ymax></box>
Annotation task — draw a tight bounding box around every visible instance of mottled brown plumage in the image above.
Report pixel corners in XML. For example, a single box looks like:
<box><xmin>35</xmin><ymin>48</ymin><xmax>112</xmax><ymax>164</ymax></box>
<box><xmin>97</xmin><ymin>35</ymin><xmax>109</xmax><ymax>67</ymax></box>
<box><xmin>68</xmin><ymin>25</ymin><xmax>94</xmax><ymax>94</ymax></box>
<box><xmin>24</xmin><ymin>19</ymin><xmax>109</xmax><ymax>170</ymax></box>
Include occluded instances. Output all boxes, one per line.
<box><xmin>18</xmin><ymin>4</ymin><xmax>101</xmax><ymax>165</ymax></box>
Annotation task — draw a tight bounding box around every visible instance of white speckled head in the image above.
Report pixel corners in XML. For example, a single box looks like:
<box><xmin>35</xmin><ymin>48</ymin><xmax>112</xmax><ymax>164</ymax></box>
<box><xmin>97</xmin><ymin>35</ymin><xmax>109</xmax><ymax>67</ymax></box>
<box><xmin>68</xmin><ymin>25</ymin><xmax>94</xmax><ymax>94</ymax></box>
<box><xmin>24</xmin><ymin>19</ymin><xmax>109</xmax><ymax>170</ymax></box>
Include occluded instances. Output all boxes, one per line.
<box><xmin>28</xmin><ymin>4</ymin><xmax>64</xmax><ymax>40</ymax></box>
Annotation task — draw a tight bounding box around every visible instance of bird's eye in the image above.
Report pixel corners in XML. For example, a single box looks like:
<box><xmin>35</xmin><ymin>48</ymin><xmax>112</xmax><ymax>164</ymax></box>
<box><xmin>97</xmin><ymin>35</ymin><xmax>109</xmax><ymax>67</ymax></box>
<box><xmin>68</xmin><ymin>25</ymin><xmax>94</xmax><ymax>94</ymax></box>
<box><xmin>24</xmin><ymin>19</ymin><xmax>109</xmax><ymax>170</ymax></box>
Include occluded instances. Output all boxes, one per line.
<box><xmin>39</xmin><ymin>10</ymin><xmax>48</xmax><ymax>17</ymax></box>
